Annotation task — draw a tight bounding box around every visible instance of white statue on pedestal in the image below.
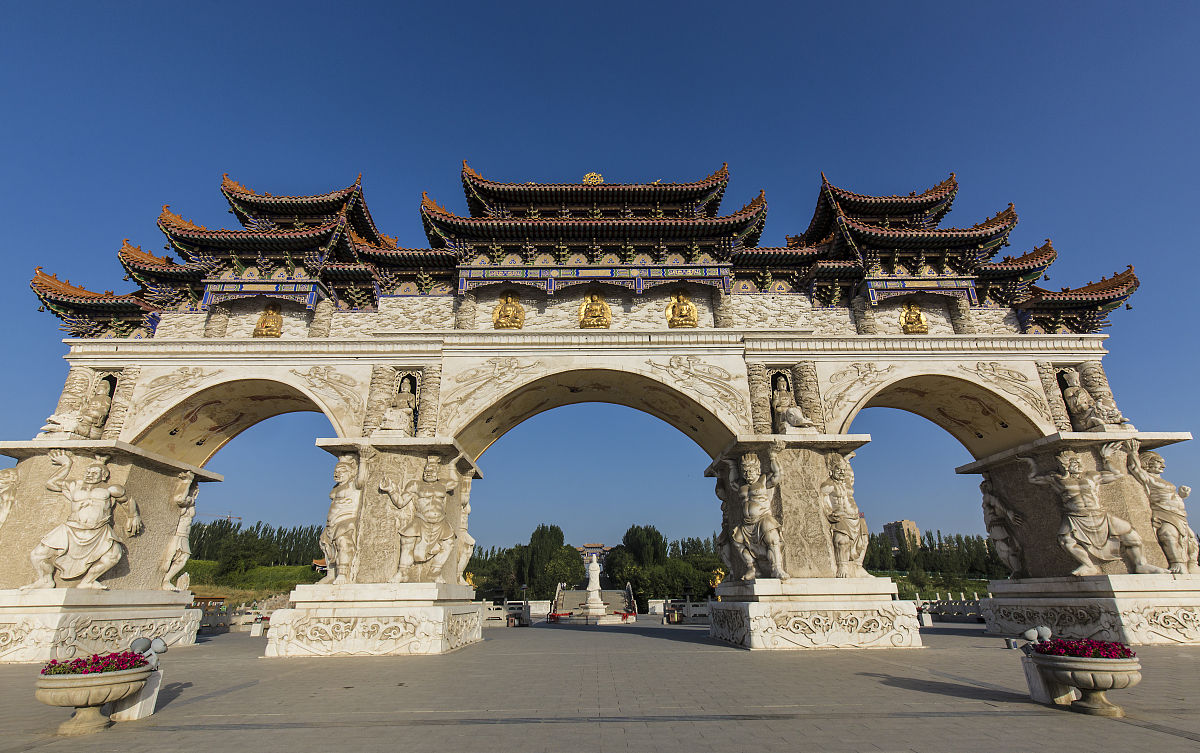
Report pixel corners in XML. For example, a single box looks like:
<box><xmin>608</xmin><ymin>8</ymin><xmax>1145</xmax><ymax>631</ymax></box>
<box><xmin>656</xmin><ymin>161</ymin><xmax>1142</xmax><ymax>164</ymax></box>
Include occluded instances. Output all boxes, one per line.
<box><xmin>381</xmin><ymin>455</ymin><xmax>457</xmax><ymax>583</ymax></box>
<box><xmin>160</xmin><ymin>471</ymin><xmax>198</xmax><ymax>591</ymax></box>
<box><xmin>583</xmin><ymin>553</ymin><xmax>606</xmax><ymax>615</ymax></box>
<box><xmin>318</xmin><ymin>451</ymin><xmax>370</xmax><ymax>585</ymax></box>
<box><xmin>819</xmin><ymin>451</ymin><xmax>870</xmax><ymax>578</ymax></box>
<box><xmin>1125</xmin><ymin>439</ymin><xmax>1199</xmax><ymax>574</ymax></box>
<box><xmin>1020</xmin><ymin>444</ymin><xmax>1166</xmax><ymax>576</ymax></box>
<box><xmin>24</xmin><ymin>451</ymin><xmax>142</xmax><ymax>590</ymax></box>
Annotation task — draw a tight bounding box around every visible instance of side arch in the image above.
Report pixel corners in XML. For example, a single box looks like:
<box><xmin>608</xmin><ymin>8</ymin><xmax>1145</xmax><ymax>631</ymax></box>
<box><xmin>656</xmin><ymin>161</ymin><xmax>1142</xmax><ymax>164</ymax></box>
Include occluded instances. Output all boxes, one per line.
<box><xmin>451</xmin><ymin>367</ymin><xmax>741</xmax><ymax>460</ymax></box>
<box><xmin>127</xmin><ymin>376</ymin><xmax>349</xmax><ymax>467</ymax></box>
<box><xmin>838</xmin><ymin>371</ymin><xmax>1055</xmax><ymax>459</ymax></box>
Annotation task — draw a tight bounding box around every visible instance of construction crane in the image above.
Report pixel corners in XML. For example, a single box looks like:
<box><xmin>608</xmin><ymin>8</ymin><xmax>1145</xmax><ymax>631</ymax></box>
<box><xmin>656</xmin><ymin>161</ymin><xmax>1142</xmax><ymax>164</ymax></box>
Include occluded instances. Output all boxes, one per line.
<box><xmin>196</xmin><ymin>511</ymin><xmax>242</xmax><ymax>523</ymax></box>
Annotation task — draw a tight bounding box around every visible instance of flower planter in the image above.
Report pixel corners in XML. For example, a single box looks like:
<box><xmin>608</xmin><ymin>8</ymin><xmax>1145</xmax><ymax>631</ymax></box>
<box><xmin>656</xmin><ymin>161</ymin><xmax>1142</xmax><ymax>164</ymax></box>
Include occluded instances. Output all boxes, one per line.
<box><xmin>1029</xmin><ymin>654</ymin><xmax>1142</xmax><ymax>717</ymax></box>
<box><xmin>35</xmin><ymin>666</ymin><xmax>154</xmax><ymax>736</ymax></box>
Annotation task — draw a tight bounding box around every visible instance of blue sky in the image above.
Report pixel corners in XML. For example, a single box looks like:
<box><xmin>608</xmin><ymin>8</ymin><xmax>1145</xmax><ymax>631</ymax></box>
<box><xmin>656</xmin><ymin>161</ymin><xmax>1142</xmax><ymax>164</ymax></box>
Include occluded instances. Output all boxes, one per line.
<box><xmin>2</xmin><ymin>2</ymin><xmax>1197</xmax><ymax>549</ymax></box>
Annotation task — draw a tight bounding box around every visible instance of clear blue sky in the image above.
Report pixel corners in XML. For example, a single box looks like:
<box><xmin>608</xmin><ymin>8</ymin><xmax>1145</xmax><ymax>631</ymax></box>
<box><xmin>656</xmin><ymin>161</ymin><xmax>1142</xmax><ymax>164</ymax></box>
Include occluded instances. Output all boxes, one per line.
<box><xmin>2</xmin><ymin>2</ymin><xmax>1197</xmax><ymax>550</ymax></box>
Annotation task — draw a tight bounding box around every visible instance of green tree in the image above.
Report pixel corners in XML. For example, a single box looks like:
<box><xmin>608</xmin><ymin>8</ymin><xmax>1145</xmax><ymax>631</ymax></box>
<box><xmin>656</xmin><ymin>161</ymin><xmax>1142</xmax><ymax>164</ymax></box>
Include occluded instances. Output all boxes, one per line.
<box><xmin>622</xmin><ymin>524</ymin><xmax>667</xmax><ymax>567</ymax></box>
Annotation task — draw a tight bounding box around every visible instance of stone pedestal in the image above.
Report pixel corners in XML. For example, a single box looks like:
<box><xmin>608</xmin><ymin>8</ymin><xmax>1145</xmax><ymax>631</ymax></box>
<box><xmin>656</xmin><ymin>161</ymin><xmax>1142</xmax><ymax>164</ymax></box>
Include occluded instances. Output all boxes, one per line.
<box><xmin>710</xmin><ymin>578</ymin><xmax>921</xmax><ymax>649</ymax></box>
<box><xmin>264</xmin><ymin>583</ymin><xmax>483</xmax><ymax>657</ymax></box>
<box><xmin>0</xmin><ymin>589</ymin><xmax>200</xmax><ymax>663</ymax></box>
<box><xmin>981</xmin><ymin>575</ymin><xmax>1200</xmax><ymax>645</ymax></box>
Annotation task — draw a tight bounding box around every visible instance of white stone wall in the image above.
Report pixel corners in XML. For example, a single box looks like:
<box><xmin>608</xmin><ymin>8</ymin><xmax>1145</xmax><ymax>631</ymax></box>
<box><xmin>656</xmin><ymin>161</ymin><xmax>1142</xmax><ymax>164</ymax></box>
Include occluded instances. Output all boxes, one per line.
<box><xmin>973</xmin><ymin>306</ymin><xmax>1023</xmax><ymax>334</ymax></box>
<box><xmin>468</xmin><ymin>288</ymin><xmax>716</xmax><ymax>330</ymax></box>
<box><xmin>372</xmin><ymin>297</ymin><xmax>456</xmax><ymax>331</ymax></box>
<box><xmin>719</xmin><ymin>294</ymin><xmax>857</xmax><ymax>334</ymax></box>
<box><xmin>154</xmin><ymin>312</ymin><xmax>207</xmax><ymax>339</ymax></box>
<box><xmin>224</xmin><ymin>298</ymin><xmax>311</xmax><ymax>338</ymax></box>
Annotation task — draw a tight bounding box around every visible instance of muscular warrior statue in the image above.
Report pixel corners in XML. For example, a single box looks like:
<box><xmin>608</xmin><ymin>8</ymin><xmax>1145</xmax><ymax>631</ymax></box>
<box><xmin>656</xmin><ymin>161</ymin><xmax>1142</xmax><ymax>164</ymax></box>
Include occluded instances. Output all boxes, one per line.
<box><xmin>25</xmin><ymin>451</ymin><xmax>142</xmax><ymax>590</ymax></box>
<box><xmin>980</xmin><ymin>474</ymin><xmax>1026</xmax><ymax>578</ymax></box>
<box><xmin>381</xmin><ymin>454</ymin><xmax>459</xmax><ymax>583</ymax></box>
<box><xmin>1126</xmin><ymin>438</ymin><xmax>1199</xmax><ymax>574</ymax></box>
<box><xmin>819</xmin><ymin>451</ymin><xmax>870</xmax><ymax>578</ymax></box>
<box><xmin>722</xmin><ymin>442</ymin><xmax>789</xmax><ymax>580</ymax></box>
<box><xmin>455</xmin><ymin>465</ymin><xmax>476</xmax><ymax>586</ymax></box>
<box><xmin>161</xmin><ymin>471</ymin><xmax>199</xmax><ymax>591</ymax></box>
<box><xmin>318</xmin><ymin>451</ymin><xmax>370</xmax><ymax>585</ymax></box>
<box><xmin>712</xmin><ymin>466</ymin><xmax>740</xmax><ymax>578</ymax></box>
<box><xmin>0</xmin><ymin>467</ymin><xmax>17</xmax><ymax>529</ymax></box>
<box><xmin>1020</xmin><ymin>444</ymin><xmax>1165</xmax><ymax>576</ymax></box>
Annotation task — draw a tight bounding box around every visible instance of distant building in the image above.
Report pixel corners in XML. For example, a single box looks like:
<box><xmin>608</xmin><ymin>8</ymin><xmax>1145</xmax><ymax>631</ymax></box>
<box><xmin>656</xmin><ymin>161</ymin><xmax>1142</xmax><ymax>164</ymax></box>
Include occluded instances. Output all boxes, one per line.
<box><xmin>883</xmin><ymin>520</ymin><xmax>921</xmax><ymax>550</ymax></box>
<box><xmin>576</xmin><ymin>543</ymin><xmax>613</xmax><ymax>564</ymax></box>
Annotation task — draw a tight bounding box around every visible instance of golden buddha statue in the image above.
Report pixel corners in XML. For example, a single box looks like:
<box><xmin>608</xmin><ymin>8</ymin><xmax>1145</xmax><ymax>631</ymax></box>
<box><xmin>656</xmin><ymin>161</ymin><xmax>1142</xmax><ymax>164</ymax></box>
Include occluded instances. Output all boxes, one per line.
<box><xmin>579</xmin><ymin>293</ymin><xmax>612</xmax><ymax>329</ymax></box>
<box><xmin>492</xmin><ymin>293</ymin><xmax>525</xmax><ymax>329</ymax></box>
<box><xmin>666</xmin><ymin>290</ymin><xmax>698</xmax><ymax>328</ymax></box>
<box><xmin>899</xmin><ymin>301</ymin><xmax>929</xmax><ymax>334</ymax></box>
<box><xmin>252</xmin><ymin>302</ymin><xmax>283</xmax><ymax>338</ymax></box>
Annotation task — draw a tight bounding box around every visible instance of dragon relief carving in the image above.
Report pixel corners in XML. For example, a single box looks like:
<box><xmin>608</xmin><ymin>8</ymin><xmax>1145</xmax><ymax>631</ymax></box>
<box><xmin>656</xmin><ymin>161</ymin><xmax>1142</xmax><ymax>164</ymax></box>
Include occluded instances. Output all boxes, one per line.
<box><xmin>959</xmin><ymin>361</ymin><xmax>1053</xmax><ymax>423</ymax></box>
<box><xmin>645</xmin><ymin>356</ymin><xmax>750</xmax><ymax>428</ymax></box>
<box><xmin>822</xmin><ymin>363</ymin><xmax>896</xmax><ymax>428</ymax></box>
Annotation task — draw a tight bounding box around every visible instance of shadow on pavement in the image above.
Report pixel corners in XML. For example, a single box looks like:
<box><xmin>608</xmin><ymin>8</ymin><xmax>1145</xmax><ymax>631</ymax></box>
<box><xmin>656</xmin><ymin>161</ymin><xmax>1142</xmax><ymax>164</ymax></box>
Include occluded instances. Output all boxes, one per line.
<box><xmin>533</xmin><ymin>621</ymin><xmax>730</xmax><ymax>646</ymax></box>
<box><xmin>155</xmin><ymin>681</ymin><xmax>194</xmax><ymax>710</ymax></box>
<box><xmin>858</xmin><ymin>672</ymin><xmax>1031</xmax><ymax>704</ymax></box>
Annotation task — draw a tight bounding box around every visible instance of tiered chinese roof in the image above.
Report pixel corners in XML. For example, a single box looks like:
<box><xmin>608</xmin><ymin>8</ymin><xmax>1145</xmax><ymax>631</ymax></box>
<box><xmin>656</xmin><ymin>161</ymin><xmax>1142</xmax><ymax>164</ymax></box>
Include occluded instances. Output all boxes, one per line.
<box><xmin>31</xmin><ymin>166</ymin><xmax>1137</xmax><ymax>336</ymax></box>
<box><xmin>735</xmin><ymin>175</ymin><xmax>1136</xmax><ymax>331</ymax></box>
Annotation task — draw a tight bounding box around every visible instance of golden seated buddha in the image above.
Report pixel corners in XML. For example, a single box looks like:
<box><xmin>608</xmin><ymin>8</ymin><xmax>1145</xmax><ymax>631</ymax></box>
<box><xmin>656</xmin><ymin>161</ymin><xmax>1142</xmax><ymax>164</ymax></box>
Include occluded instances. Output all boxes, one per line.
<box><xmin>492</xmin><ymin>294</ymin><xmax>525</xmax><ymax>329</ymax></box>
<box><xmin>666</xmin><ymin>290</ymin><xmax>698</xmax><ymax>328</ymax></box>
<box><xmin>579</xmin><ymin>293</ymin><xmax>612</xmax><ymax>329</ymax></box>
<box><xmin>252</xmin><ymin>302</ymin><xmax>283</xmax><ymax>338</ymax></box>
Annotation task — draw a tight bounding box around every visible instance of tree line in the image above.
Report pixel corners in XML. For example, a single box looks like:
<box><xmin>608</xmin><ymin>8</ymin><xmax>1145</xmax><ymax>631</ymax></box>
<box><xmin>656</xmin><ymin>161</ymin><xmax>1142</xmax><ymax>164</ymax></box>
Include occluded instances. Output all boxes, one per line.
<box><xmin>863</xmin><ymin>529</ymin><xmax>1012</xmax><ymax>586</ymax></box>
<box><xmin>189</xmin><ymin>519</ymin><xmax>323</xmax><ymax>575</ymax></box>
<box><xmin>466</xmin><ymin>524</ymin><xmax>584</xmax><ymax>600</ymax></box>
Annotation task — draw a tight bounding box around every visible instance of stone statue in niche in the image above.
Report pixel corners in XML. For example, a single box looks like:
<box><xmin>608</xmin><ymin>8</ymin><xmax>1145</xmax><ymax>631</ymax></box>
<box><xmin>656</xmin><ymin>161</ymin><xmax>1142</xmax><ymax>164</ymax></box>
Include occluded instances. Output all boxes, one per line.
<box><xmin>375</xmin><ymin>377</ymin><xmax>417</xmax><ymax>436</ymax></box>
<box><xmin>717</xmin><ymin>442</ymin><xmax>789</xmax><ymax>580</ymax></box>
<box><xmin>1020</xmin><ymin>444</ymin><xmax>1166</xmax><ymax>576</ymax></box>
<box><xmin>899</xmin><ymin>302</ymin><xmax>929</xmax><ymax>334</ymax></box>
<box><xmin>770</xmin><ymin>373</ymin><xmax>817</xmax><ymax>435</ymax></box>
<box><xmin>1059</xmin><ymin>369</ymin><xmax>1133</xmax><ymax>432</ymax></box>
<box><xmin>252</xmin><ymin>302</ymin><xmax>283</xmax><ymax>338</ymax></box>
<box><xmin>578</xmin><ymin>293</ymin><xmax>612</xmax><ymax>329</ymax></box>
<box><xmin>819</xmin><ymin>451</ymin><xmax>870</xmax><ymax>578</ymax></box>
<box><xmin>24</xmin><ymin>451</ymin><xmax>142</xmax><ymax>590</ymax></box>
<box><xmin>665</xmin><ymin>290</ymin><xmax>698</xmax><ymax>328</ymax></box>
<box><xmin>1125</xmin><ymin>438</ymin><xmax>1199</xmax><ymax>574</ymax></box>
<box><xmin>39</xmin><ymin>378</ymin><xmax>114</xmax><ymax>440</ymax></box>
<box><xmin>0</xmin><ymin>467</ymin><xmax>17</xmax><ymax>529</ymax></box>
<box><xmin>980</xmin><ymin>473</ymin><xmax>1026</xmax><ymax>578</ymax></box>
<box><xmin>381</xmin><ymin>454</ymin><xmax>458</xmax><ymax>583</ymax></box>
<box><xmin>161</xmin><ymin>471</ymin><xmax>198</xmax><ymax>591</ymax></box>
<box><xmin>492</xmin><ymin>293</ymin><xmax>525</xmax><ymax>330</ymax></box>
<box><xmin>318</xmin><ymin>450</ymin><xmax>370</xmax><ymax>585</ymax></box>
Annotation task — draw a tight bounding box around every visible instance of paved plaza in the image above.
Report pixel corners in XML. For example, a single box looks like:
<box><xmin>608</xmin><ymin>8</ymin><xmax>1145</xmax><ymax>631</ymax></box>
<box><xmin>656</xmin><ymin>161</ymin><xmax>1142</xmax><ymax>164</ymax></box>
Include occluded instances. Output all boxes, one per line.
<box><xmin>2</xmin><ymin>621</ymin><xmax>1199</xmax><ymax>753</ymax></box>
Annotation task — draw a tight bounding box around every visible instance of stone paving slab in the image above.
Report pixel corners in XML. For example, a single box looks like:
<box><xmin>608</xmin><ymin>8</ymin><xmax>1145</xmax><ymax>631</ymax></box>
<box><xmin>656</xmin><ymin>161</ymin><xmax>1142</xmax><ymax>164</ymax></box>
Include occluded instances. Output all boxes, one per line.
<box><xmin>1</xmin><ymin>621</ymin><xmax>1198</xmax><ymax>752</ymax></box>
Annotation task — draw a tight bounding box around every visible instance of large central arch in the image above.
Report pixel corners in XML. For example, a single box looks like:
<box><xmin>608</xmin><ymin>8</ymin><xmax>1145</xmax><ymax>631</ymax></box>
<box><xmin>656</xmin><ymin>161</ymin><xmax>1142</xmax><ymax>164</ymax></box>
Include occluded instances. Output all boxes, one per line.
<box><xmin>451</xmin><ymin>366</ymin><xmax>739</xmax><ymax>460</ymax></box>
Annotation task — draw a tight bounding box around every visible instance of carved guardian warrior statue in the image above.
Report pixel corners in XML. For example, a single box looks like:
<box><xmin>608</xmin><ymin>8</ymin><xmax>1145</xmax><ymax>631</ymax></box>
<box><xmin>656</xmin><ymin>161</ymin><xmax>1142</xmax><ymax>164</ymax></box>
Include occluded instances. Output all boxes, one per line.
<box><xmin>820</xmin><ymin>452</ymin><xmax>870</xmax><ymax>578</ymax></box>
<box><xmin>318</xmin><ymin>451</ymin><xmax>370</xmax><ymax>585</ymax></box>
<box><xmin>1126</xmin><ymin>439</ymin><xmax>1199</xmax><ymax>574</ymax></box>
<box><xmin>717</xmin><ymin>442</ymin><xmax>789</xmax><ymax>580</ymax></box>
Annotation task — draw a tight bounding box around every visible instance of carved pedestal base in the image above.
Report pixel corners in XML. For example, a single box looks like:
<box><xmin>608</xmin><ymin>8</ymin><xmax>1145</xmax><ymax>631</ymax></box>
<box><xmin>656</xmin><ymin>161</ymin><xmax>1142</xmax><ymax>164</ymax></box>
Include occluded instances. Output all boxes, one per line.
<box><xmin>710</xmin><ymin>578</ymin><xmax>921</xmax><ymax>649</ymax></box>
<box><xmin>981</xmin><ymin>575</ymin><xmax>1200</xmax><ymax>645</ymax></box>
<box><xmin>264</xmin><ymin>583</ymin><xmax>483</xmax><ymax>657</ymax></box>
<box><xmin>0</xmin><ymin>589</ymin><xmax>199</xmax><ymax>663</ymax></box>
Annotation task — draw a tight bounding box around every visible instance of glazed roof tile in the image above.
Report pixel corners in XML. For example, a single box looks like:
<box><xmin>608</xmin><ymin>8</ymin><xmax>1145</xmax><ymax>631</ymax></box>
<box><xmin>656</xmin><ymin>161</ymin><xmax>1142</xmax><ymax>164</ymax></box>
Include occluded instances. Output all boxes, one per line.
<box><xmin>31</xmin><ymin>268</ymin><xmax>151</xmax><ymax>308</ymax></box>
<box><xmin>976</xmin><ymin>241</ymin><xmax>1057</xmax><ymax>278</ymax></box>
<box><xmin>1023</xmin><ymin>266</ymin><xmax>1138</xmax><ymax>304</ymax></box>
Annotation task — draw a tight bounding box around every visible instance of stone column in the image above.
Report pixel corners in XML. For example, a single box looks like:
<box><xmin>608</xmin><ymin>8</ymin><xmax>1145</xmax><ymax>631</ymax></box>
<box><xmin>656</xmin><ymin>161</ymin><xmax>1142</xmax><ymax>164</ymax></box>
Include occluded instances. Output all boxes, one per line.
<box><xmin>363</xmin><ymin>366</ymin><xmax>399</xmax><ymax>436</ymax></box>
<box><xmin>707</xmin><ymin>436</ymin><xmax>921</xmax><ymax>650</ymax></box>
<box><xmin>415</xmin><ymin>365</ymin><xmax>442</xmax><ymax>437</ymax></box>
<box><xmin>52</xmin><ymin>367</ymin><xmax>93</xmax><ymax>417</ymax></box>
<box><xmin>1036</xmin><ymin>362</ymin><xmax>1072</xmax><ymax>432</ymax></box>
<box><xmin>265</xmin><ymin>437</ymin><xmax>483</xmax><ymax>658</ymax></box>
<box><xmin>454</xmin><ymin>293</ymin><xmax>477</xmax><ymax>329</ymax></box>
<box><xmin>790</xmin><ymin>361</ymin><xmax>826</xmax><ymax>433</ymax></box>
<box><xmin>101</xmin><ymin>367</ymin><xmax>141</xmax><ymax>440</ymax></box>
<box><xmin>308</xmin><ymin>299</ymin><xmax>334</xmax><ymax>338</ymax></box>
<box><xmin>0</xmin><ymin>442</ymin><xmax>218</xmax><ymax>662</ymax></box>
<box><xmin>948</xmin><ymin>297</ymin><xmax>976</xmax><ymax>334</ymax></box>
<box><xmin>960</xmin><ymin>432</ymin><xmax>1200</xmax><ymax>645</ymax></box>
<box><xmin>203</xmin><ymin>305</ymin><xmax>229</xmax><ymax>338</ymax></box>
<box><xmin>711</xmin><ymin>288</ymin><xmax>734</xmax><ymax>328</ymax></box>
<box><xmin>745</xmin><ymin>364</ymin><xmax>772</xmax><ymax>434</ymax></box>
<box><xmin>849</xmin><ymin>295</ymin><xmax>879</xmax><ymax>335</ymax></box>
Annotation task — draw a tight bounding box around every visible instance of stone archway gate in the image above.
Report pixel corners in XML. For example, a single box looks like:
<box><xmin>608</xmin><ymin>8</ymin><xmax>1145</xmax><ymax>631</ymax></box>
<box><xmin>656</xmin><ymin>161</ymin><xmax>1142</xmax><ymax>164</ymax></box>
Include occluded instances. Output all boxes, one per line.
<box><xmin>2</xmin><ymin>165</ymin><xmax>1193</xmax><ymax>660</ymax></box>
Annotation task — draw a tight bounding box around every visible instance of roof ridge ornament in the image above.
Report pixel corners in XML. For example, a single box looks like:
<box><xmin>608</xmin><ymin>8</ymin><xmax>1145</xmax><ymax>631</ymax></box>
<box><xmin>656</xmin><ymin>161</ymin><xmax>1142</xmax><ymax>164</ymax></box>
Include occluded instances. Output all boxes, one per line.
<box><xmin>582</xmin><ymin>172</ymin><xmax>604</xmax><ymax>185</ymax></box>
